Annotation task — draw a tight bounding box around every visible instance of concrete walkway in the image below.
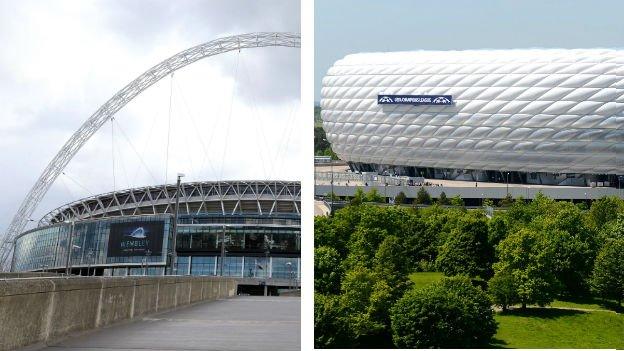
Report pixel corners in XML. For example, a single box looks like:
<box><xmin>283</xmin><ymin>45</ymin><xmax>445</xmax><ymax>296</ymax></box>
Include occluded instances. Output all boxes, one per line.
<box><xmin>40</xmin><ymin>296</ymin><xmax>300</xmax><ymax>351</ymax></box>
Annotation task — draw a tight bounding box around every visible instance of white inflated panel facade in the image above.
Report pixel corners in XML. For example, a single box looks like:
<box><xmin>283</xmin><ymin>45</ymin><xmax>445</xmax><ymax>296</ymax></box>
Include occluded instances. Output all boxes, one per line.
<box><xmin>321</xmin><ymin>49</ymin><xmax>623</xmax><ymax>174</ymax></box>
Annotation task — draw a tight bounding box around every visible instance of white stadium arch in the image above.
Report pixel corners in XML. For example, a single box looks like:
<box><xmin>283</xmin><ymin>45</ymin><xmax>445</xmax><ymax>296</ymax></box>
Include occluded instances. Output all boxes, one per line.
<box><xmin>0</xmin><ymin>32</ymin><xmax>301</xmax><ymax>270</ymax></box>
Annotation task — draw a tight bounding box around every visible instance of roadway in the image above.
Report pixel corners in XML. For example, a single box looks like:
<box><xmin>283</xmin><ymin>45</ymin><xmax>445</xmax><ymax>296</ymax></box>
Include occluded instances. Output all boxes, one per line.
<box><xmin>39</xmin><ymin>296</ymin><xmax>300</xmax><ymax>351</ymax></box>
<box><xmin>314</xmin><ymin>200</ymin><xmax>330</xmax><ymax>216</ymax></box>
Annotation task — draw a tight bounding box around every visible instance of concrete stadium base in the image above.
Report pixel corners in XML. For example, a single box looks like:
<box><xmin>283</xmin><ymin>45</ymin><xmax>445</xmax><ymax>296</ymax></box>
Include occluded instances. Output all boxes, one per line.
<box><xmin>0</xmin><ymin>276</ymin><xmax>237</xmax><ymax>351</ymax></box>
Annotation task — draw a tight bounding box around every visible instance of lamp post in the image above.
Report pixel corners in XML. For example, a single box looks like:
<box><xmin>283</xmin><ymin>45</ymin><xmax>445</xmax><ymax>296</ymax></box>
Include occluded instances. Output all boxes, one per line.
<box><xmin>323</xmin><ymin>138</ymin><xmax>334</xmax><ymax>215</ymax></box>
<box><xmin>286</xmin><ymin>261</ymin><xmax>293</xmax><ymax>290</ymax></box>
<box><xmin>506</xmin><ymin>171</ymin><xmax>510</xmax><ymax>197</ymax></box>
<box><xmin>170</xmin><ymin>173</ymin><xmax>184</xmax><ymax>275</ymax></box>
<box><xmin>143</xmin><ymin>249</ymin><xmax>152</xmax><ymax>275</ymax></box>
<box><xmin>65</xmin><ymin>220</ymin><xmax>75</xmax><ymax>276</ymax></box>
<box><xmin>330</xmin><ymin>158</ymin><xmax>334</xmax><ymax>215</ymax></box>
<box><xmin>384</xmin><ymin>182</ymin><xmax>388</xmax><ymax>203</ymax></box>
<box><xmin>219</xmin><ymin>225</ymin><xmax>227</xmax><ymax>276</ymax></box>
<box><xmin>86</xmin><ymin>249</ymin><xmax>93</xmax><ymax>277</ymax></box>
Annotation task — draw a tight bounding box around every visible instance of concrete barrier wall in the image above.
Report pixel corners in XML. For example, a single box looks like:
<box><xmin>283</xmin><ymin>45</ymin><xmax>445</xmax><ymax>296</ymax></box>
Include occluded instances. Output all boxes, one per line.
<box><xmin>316</xmin><ymin>184</ymin><xmax>624</xmax><ymax>200</ymax></box>
<box><xmin>0</xmin><ymin>272</ymin><xmax>63</xmax><ymax>279</ymax></box>
<box><xmin>0</xmin><ymin>276</ymin><xmax>237</xmax><ymax>351</ymax></box>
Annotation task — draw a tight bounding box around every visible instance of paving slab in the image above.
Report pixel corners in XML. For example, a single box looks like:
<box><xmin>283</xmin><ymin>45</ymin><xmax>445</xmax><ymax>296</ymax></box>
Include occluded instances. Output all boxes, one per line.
<box><xmin>40</xmin><ymin>296</ymin><xmax>300</xmax><ymax>351</ymax></box>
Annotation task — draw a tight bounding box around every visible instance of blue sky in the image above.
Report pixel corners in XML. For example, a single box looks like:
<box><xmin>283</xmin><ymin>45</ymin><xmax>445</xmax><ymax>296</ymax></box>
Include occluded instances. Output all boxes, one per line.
<box><xmin>315</xmin><ymin>0</ymin><xmax>624</xmax><ymax>102</ymax></box>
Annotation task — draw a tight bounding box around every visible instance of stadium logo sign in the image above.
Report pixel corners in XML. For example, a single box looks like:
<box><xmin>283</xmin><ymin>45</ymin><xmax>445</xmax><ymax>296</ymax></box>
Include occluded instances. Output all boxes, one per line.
<box><xmin>108</xmin><ymin>221</ymin><xmax>164</xmax><ymax>257</ymax></box>
<box><xmin>378</xmin><ymin>94</ymin><xmax>453</xmax><ymax>106</ymax></box>
<box><xmin>125</xmin><ymin>227</ymin><xmax>147</xmax><ymax>239</ymax></box>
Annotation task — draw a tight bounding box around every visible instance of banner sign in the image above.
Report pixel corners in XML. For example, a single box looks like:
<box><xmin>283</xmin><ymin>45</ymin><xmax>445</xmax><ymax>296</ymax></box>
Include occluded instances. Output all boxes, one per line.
<box><xmin>107</xmin><ymin>221</ymin><xmax>164</xmax><ymax>257</ymax></box>
<box><xmin>378</xmin><ymin>94</ymin><xmax>453</xmax><ymax>106</ymax></box>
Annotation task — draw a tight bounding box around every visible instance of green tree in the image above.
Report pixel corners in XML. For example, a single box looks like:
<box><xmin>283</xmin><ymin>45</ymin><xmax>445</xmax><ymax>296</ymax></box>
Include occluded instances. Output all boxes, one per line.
<box><xmin>314</xmin><ymin>215</ymin><xmax>337</xmax><ymax>248</ymax></box>
<box><xmin>351</xmin><ymin>188</ymin><xmax>366</xmax><ymax>206</ymax></box>
<box><xmin>488</xmin><ymin>215</ymin><xmax>509</xmax><ymax>248</ymax></box>
<box><xmin>415</xmin><ymin>187</ymin><xmax>431</xmax><ymax>205</ymax></box>
<box><xmin>314</xmin><ymin>293</ymin><xmax>348</xmax><ymax>348</ymax></box>
<box><xmin>365</xmin><ymin>188</ymin><xmax>384</xmax><ymax>203</ymax></box>
<box><xmin>325</xmin><ymin>191</ymin><xmax>338</xmax><ymax>202</ymax></box>
<box><xmin>493</xmin><ymin>228</ymin><xmax>560</xmax><ymax>308</ymax></box>
<box><xmin>390</xmin><ymin>276</ymin><xmax>497</xmax><ymax>348</ymax></box>
<box><xmin>591</xmin><ymin>238</ymin><xmax>624</xmax><ymax>305</ymax></box>
<box><xmin>435</xmin><ymin>215</ymin><xmax>494</xmax><ymax>279</ymax></box>
<box><xmin>450</xmin><ymin>194</ymin><xmax>464</xmax><ymax>207</ymax></box>
<box><xmin>499</xmin><ymin>193</ymin><xmax>514</xmax><ymax>207</ymax></box>
<box><xmin>534</xmin><ymin>202</ymin><xmax>597</xmax><ymax>295</ymax></box>
<box><xmin>343</xmin><ymin>227</ymin><xmax>388</xmax><ymax>270</ymax></box>
<box><xmin>315</xmin><ymin>246</ymin><xmax>343</xmax><ymax>294</ymax></box>
<box><xmin>394</xmin><ymin>191</ymin><xmax>406</xmax><ymax>205</ymax></box>
<box><xmin>599</xmin><ymin>213</ymin><xmax>624</xmax><ymax>244</ymax></box>
<box><xmin>373</xmin><ymin>235</ymin><xmax>412</xmax><ymax>301</ymax></box>
<box><xmin>546</xmin><ymin>228</ymin><xmax>593</xmax><ymax>296</ymax></box>
<box><xmin>588</xmin><ymin>196</ymin><xmax>624</xmax><ymax>230</ymax></box>
<box><xmin>437</xmin><ymin>191</ymin><xmax>450</xmax><ymax>205</ymax></box>
<box><xmin>488</xmin><ymin>271</ymin><xmax>519</xmax><ymax>311</ymax></box>
<box><xmin>483</xmin><ymin>198</ymin><xmax>495</xmax><ymax>208</ymax></box>
<box><xmin>339</xmin><ymin>266</ymin><xmax>390</xmax><ymax>347</ymax></box>
<box><xmin>403</xmin><ymin>215</ymin><xmax>438</xmax><ymax>269</ymax></box>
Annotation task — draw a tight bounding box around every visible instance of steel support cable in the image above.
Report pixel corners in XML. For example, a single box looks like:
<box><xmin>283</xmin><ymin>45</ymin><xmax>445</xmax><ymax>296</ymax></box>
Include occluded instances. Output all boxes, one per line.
<box><xmin>273</xmin><ymin>102</ymin><xmax>299</xmax><ymax>177</ymax></box>
<box><xmin>239</xmin><ymin>55</ymin><xmax>275</xmax><ymax>178</ymax></box>
<box><xmin>112</xmin><ymin>118</ymin><xmax>131</xmax><ymax>189</ymax></box>
<box><xmin>164</xmin><ymin>73</ymin><xmax>174</xmax><ymax>184</ymax></box>
<box><xmin>0</xmin><ymin>32</ymin><xmax>300</xmax><ymax>270</ymax></box>
<box><xmin>112</xmin><ymin>119</ymin><xmax>160</xmax><ymax>185</ymax></box>
<box><xmin>57</xmin><ymin>175</ymin><xmax>76</xmax><ymax>207</ymax></box>
<box><xmin>111</xmin><ymin>119</ymin><xmax>116</xmax><ymax>192</ymax></box>
<box><xmin>195</xmin><ymin>76</ymin><xmax>228</xmax><ymax>180</ymax></box>
<box><xmin>130</xmin><ymin>97</ymin><xmax>162</xmax><ymax>186</ymax></box>
<box><xmin>218</xmin><ymin>51</ymin><xmax>240</xmax><ymax>181</ymax></box>
<box><xmin>238</xmin><ymin>55</ymin><xmax>268</xmax><ymax>179</ymax></box>
<box><xmin>271</xmin><ymin>101</ymin><xmax>298</xmax><ymax>177</ymax></box>
<box><xmin>171</xmin><ymin>81</ymin><xmax>197</xmax><ymax>178</ymax></box>
<box><xmin>61</xmin><ymin>171</ymin><xmax>92</xmax><ymax>195</ymax></box>
<box><xmin>173</xmin><ymin>78</ymin><xmax>218</xmax><ymax>179</ymax></box>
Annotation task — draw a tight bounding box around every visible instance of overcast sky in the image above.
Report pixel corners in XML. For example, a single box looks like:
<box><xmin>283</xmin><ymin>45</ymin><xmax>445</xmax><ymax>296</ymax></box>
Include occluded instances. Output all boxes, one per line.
<box><xmin>315</xmin><ymin>0</ymin><xmax>624</xmax><ymax>102</ymax></box>
<box><xmin>0</xmin><ymin>0</ymin><xmax>300</xmax><ymax>232</ymax></box>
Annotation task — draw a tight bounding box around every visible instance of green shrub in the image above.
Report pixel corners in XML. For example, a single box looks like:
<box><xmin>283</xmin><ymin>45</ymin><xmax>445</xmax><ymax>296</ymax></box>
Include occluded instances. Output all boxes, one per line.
<box><xmin>394</xmin><ymin>191</ymin><xmax>406</xmax><ymax>204</ymax></box>
<box><xmin>416</xmin><ymin>187</ymin><xmax>431</xmax><ymax>205</ymax></box>
<box><xmin>437</xmin><ymin>191</ymin><xmax>450</xmax><ymax>205</ymax></box>
<box><xmin>488</xmin><ymin>271</ymin><xmax>519</xmax><ymax>311</ymax></box>
<box><xmin>314</xmin><ymin>246</ymin><xmax>343</xmax><ymax>294</ymax></box>
<box><xmin>591</xmin><ymin>238</ymin><xmax>624</xmax><ymax>305</ymax></box>
<box><xmin>390</xmin><ymin>276</ymin><xmax>497</xmax><ymax>348</ymax></box>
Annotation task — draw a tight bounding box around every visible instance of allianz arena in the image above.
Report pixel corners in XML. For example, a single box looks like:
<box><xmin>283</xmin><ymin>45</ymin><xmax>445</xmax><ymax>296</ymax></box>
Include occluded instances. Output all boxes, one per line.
<box><xmin>11</xmin><ymin>180</ymin><xmax>300</xmax><ymax>282</ymax></box>
<box><xmin>321</xmin><ymin>49</ymin><xmax>623</xmax><ymax>186</ymax></box>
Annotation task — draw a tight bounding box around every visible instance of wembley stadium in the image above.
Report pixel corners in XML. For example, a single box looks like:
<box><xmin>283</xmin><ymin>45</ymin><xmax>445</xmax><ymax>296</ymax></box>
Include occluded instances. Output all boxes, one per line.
<box><xmin>321</xmin><ymin>49</ymin><xmax>623</xmax><ymax>187</ymax></box>
<box><xmin>11</xmin><ymin>180</ymin><xmax>300</xmax><ymax>283</ymax></box>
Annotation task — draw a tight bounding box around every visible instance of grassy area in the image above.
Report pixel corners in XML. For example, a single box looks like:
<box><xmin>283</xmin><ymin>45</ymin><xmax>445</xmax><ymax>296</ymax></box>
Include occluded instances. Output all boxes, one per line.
<box><xmin>409</xmin><ymin>272</ymin><xmax>624</xmax><ymax>348</ymax></box>
<box><xmin>492</xmin><ymin>308</ymin><xmax>624</xmax><ymax>348</ymax></box>
<box><xmin>409</xmin><ymin>272</ymin><xmax>444</xmax><ymax>287</ymax></box>
<box><xmin>549</xmin><ymin>296</ymin><xmax>623</xmax><ymax>313</ymax></box>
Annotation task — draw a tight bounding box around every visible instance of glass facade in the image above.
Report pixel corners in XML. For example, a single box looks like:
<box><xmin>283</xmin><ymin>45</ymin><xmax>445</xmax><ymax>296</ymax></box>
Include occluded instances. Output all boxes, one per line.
<box><xmin>12</xmin><ymin>213</ymin><xmax>300</xmax><ymax>281</ymax></box>
<box><xmin>12</xmin><ymin>215</ymin><xmax>171</xmax><ymax>272</ymax></box>
<box><xmin>176</xmin><ymin>225</ymin><xmax>300</xmax><ymax>253</ymax></box>
<box><xmin>172</xmin><ymin>255</ymin><xmax>300</xmax><ymax>279</ymax></box>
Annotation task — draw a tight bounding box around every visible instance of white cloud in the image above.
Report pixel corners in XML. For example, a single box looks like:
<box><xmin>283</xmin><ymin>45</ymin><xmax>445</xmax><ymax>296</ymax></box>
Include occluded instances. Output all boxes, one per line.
<box><xmin>0</xmin><ymin>0</ymin><xmax>301</xmax><ymax>232</ymax></box>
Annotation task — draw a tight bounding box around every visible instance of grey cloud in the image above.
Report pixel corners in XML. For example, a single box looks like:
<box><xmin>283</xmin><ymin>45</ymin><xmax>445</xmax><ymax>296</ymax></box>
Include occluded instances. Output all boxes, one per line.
<box><xmin>0</xmin><ymin>0</ymin><xmax>301</xmax><ymax>233</ymax></box>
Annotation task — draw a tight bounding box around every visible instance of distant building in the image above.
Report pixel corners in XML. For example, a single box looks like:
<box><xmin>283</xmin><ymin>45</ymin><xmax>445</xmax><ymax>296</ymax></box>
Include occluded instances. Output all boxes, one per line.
<box><xmin>321</xmin><ymin>49</ymin><xmax>623</xmax><ymax>186</ymax></box>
